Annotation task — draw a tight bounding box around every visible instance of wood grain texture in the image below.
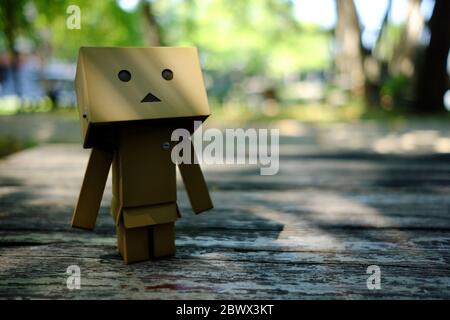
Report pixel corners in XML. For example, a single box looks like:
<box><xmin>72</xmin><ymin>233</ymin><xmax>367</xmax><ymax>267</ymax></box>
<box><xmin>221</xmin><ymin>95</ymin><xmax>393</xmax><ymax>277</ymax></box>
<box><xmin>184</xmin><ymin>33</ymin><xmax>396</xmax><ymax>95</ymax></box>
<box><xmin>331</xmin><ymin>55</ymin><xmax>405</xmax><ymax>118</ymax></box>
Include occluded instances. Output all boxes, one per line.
<box><xmin>0</xmin><ymin>143</ymin><xmax>449</xmax><ymax>299</ymax></box>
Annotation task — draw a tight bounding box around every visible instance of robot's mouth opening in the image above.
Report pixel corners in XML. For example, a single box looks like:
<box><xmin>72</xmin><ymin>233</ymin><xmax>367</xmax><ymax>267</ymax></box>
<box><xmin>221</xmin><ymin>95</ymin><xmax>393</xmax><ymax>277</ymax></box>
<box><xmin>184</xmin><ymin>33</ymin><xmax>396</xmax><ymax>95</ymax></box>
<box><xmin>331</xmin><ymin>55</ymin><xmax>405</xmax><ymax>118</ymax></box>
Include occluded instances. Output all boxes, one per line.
<box><xmin>141</xmin><ymin>92</ymin><xmax>161</xmax><ymax>103</ymax></box>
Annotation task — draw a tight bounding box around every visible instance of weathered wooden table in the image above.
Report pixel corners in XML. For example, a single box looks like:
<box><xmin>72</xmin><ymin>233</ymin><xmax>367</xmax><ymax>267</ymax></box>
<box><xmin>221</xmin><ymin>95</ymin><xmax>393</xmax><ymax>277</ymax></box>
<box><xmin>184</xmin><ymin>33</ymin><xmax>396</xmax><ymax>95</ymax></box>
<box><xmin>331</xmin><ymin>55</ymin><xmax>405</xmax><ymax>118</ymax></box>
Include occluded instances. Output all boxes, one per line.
<box><xmin>0</xmin><ymin>138</ymin><xmax>449</xmax><ymax>299</ymax></box>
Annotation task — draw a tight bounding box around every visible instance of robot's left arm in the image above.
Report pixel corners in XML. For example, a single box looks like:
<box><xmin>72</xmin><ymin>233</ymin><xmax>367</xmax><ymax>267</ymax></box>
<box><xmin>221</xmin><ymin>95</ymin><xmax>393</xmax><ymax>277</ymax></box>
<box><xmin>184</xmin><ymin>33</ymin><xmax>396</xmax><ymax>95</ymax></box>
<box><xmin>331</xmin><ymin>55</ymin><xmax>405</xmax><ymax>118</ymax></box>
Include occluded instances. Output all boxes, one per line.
<box><xmin>178</xmin><ymin>142</ymin><xmax>213</xmax><ymax>214</ymax></box>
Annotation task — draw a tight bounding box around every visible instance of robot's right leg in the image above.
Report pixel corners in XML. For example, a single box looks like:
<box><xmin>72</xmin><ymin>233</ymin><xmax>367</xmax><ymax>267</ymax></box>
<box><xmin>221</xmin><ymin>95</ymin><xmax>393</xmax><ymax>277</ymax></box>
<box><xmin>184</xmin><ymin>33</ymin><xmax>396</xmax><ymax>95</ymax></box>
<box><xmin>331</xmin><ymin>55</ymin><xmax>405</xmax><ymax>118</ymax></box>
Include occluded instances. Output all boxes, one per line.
<box><xmin>117</xmin><ymin>223</ymin><xmax>150</xmax><ymax>264</ymax></box>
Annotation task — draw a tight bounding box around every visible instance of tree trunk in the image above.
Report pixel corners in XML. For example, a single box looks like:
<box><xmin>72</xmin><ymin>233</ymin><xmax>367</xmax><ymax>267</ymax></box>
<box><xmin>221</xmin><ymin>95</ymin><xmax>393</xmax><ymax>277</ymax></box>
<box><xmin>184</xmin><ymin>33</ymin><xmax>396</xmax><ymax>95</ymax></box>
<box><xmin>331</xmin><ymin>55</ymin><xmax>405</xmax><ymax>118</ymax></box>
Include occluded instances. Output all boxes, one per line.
<box><xmin>334</xmin><ymin>0</ymin><xmax>365</xmax><ymax>95</ymax></box>
<box><xmin>365</xmin><ymin>0</ymin><xmax>393</xmax><ymax>106</ymax></box>
<box><xmin>0</xmin><ymin>0</ymin><xmax>23</xmax><ymax>96</ymax></box>
<box><xmin>413</xmin><ymin>0</ymin><xmax>450</xmax><ymax>113</ymax></box>
<box><xmin>391</xmin><ymin>0</ymin><xmax>424</xmax><ymax>77</ymax></box>
<box><xmin>141</xmin><ymin>1</ymin><xmax>165</xmax><ymax>46</ymax></box>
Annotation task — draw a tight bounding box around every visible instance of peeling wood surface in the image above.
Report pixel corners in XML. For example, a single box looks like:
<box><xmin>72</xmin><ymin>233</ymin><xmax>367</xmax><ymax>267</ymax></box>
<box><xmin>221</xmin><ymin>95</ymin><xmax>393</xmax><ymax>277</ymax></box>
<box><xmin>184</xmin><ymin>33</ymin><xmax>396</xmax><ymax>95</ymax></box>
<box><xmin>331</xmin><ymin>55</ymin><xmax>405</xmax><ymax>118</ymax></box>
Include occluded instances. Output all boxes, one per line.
<box><xmin>0</xmin><ymin>143</ymin><xmax>449</xmax><ymax>299</ymax></box>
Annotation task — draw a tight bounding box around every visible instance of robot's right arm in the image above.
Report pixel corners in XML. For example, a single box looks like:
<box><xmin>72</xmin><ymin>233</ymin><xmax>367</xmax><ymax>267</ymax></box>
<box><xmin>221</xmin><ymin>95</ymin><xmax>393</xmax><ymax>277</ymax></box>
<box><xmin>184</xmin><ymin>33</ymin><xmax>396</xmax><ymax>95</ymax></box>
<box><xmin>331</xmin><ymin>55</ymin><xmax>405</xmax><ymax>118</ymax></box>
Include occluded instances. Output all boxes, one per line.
<box><xmin>71</xmin><ymin>148</ymin><xmax>113</xmax><ymax>230</ymax></box>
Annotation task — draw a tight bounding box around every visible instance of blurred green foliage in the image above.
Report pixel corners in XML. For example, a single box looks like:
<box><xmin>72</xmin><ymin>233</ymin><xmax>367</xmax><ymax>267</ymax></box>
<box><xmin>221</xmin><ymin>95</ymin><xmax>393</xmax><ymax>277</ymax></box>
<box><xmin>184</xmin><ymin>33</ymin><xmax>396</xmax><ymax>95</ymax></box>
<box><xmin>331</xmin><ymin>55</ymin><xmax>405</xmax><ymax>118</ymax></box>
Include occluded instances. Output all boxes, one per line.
<box><xmin>29</xmin><ymin>0</ymin><xmax>145</xmax><ymax>60</ymax></box>
<box><xmin>0</xmin><ymin>0</ymin><xmax>331</xmax><ymax>74</ymax></box>
<box><xmin>155</xmin><ymin>0</ymin><xmax>331</xmax><ymax>75</ymax></box>
<box><xmin>1</xmin><ymin>0</ymin><xmax>447</xmax><ymax>118</ymax></box>
<box><xmin>0</xmin><ymin>135</ymin><xmax>36</xmax><ymax>158</ymax></box>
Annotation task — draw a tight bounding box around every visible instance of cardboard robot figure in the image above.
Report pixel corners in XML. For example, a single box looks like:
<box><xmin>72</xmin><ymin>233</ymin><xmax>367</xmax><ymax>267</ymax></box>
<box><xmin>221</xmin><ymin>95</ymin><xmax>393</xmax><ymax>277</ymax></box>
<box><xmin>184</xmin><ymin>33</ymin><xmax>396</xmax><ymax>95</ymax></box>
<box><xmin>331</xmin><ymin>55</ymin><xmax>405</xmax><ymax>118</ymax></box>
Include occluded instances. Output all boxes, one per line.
<box><xmin>71</xmin><ymin>47</ymin><xmax>213</xmax><ymax>264</ymax></box>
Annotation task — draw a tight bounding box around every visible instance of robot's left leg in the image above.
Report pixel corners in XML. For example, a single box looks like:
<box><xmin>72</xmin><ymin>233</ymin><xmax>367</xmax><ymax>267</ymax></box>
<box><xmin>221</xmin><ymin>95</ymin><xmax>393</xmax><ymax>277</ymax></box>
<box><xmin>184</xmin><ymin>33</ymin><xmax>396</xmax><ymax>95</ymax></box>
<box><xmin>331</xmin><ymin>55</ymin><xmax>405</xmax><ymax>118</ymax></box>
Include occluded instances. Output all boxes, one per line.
<box><xmin>149</xmin><ymin>222</ymin><xmax>176</xmax><ymax>258</ymax></box>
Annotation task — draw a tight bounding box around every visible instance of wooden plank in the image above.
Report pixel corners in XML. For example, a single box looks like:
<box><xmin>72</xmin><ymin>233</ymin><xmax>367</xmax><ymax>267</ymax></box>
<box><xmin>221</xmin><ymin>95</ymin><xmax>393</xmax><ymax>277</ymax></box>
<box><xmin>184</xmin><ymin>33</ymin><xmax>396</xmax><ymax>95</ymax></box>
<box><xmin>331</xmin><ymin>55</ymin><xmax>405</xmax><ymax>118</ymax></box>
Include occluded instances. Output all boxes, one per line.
<box><xmin>1</xmin><ymin>229</ymin><xmax>450</xmax><ymax>266</ymax></box>
<box><xmin>0</xmin><ymin>245</ymin><xmax>449</xmax><ymax>299</ymax></box>
<box><xmin>0</xmin><ymin>143</ymin><xmax>449</xmax><ymax>299</ymax></box>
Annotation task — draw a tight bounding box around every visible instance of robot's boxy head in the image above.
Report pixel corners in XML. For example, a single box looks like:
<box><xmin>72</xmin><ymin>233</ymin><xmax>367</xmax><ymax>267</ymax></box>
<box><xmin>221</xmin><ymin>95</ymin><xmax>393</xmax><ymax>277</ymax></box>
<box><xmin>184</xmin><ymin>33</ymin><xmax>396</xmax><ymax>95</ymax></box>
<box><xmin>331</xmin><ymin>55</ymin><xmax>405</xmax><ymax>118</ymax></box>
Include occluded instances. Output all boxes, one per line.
<box><xmin>75</xmin><ymin>47</ymin><xmax>210</xmax><ymax>148</ymax></box>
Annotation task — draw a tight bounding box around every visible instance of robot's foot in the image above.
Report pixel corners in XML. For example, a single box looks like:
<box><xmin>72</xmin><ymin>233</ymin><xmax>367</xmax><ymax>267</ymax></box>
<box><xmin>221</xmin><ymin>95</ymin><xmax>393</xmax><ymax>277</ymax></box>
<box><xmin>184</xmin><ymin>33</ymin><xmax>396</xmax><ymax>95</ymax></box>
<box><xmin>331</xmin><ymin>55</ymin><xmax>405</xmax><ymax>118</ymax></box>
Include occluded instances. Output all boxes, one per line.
<box><xmin>116</xmin><ymin>223</ymin><xmax>175</xmax><ymax>264</ymax></box>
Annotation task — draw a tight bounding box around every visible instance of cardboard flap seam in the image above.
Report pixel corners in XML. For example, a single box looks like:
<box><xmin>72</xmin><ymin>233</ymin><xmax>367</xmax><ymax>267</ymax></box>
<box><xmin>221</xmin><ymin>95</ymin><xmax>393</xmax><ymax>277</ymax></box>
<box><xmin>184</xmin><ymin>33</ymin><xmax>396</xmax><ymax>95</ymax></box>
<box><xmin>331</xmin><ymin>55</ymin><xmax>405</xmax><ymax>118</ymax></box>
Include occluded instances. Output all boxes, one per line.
<box><xmin>122</xmin><ymin>202</ymin><xmax>179</xmax><ymax>229</ymax></box>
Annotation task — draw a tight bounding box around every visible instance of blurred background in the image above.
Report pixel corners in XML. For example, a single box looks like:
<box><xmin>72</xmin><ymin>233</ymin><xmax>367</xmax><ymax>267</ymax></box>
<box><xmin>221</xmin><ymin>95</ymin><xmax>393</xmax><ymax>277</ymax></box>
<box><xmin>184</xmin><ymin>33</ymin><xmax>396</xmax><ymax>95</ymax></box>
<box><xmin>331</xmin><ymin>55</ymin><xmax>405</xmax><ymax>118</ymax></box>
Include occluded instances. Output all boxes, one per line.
<box><xmin>0</xmin><ymin>0</ymin><xmax>449</xmax><ymax>156</ymax></box>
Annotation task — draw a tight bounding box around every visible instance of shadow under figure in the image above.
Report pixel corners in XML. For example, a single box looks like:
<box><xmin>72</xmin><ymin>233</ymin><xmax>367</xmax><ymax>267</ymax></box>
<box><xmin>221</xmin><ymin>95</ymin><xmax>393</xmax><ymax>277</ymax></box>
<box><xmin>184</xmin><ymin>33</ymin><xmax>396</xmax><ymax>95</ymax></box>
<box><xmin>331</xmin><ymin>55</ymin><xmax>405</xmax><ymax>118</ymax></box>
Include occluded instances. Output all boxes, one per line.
<box><xmin>71</xmin><ymin>47</ymin><xmax>213</xmax><ymax>264</ymax></box>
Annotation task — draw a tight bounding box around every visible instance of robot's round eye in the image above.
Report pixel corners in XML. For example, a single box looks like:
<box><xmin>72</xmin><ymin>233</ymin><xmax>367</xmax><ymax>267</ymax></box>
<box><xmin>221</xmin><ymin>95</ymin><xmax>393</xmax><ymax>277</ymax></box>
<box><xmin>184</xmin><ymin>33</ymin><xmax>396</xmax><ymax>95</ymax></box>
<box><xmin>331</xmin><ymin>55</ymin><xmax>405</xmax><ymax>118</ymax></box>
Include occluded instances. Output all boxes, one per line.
<box><xmin>118</xmin><ymin>70</ymin><xmax>131</xmax><ymax>82</ymax></box>
<box><xmin>162</xmin><ymin>69</ymin><xmax>173</xmax><ymax>81</ymax></box>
